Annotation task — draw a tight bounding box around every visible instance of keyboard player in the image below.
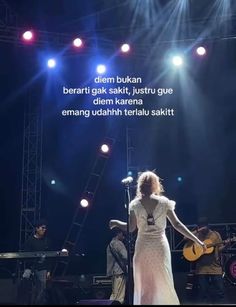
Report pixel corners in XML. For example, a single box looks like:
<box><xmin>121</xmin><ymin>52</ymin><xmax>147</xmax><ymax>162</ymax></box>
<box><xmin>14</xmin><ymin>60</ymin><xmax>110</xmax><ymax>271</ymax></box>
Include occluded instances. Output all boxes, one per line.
<box><xmin>22</xmin><ymin>219</ymin><xmax>51</xmax><ymax>305</ymax></box>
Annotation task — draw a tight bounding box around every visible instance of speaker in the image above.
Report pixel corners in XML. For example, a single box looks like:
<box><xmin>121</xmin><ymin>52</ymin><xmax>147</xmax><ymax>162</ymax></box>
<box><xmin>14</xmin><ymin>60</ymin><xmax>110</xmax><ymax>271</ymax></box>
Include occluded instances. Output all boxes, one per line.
<box><xmin>0</xmin><ymin>279</ymin><xmax>17</xmax><ymax>304</ymax></box>
<box><xmin>92</xmin><ymin>285</ymin><xmax>111</xmax><ymax>299</ymax></box>
<box><xmin>76</xmin><ymin>299</ymin><xmax>121</xmax><ymax>305</ymax></box>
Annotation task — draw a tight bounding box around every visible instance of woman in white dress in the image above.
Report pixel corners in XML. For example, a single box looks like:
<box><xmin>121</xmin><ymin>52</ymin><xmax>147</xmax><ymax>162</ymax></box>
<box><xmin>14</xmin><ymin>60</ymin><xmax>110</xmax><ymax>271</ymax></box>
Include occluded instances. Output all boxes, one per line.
<box><xmin>109</xmin><ymin>171</ymin><xmax>206</xmax><ymax>305</ymax></box>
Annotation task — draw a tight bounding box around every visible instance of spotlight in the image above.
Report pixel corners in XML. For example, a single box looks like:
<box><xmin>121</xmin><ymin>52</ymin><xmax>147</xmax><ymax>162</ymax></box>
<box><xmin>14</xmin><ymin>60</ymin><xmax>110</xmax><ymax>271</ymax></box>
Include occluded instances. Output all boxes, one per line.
<box><xmin>196</xmin><ymin>46</ymin><xmax>206</xmax><ymax>56</ymax></box>
<box><xmin>177</xmin><ymin>176</ymin><xmax>183</xmax><ymax>182</ymax></box>
<box><xmin>100</xmin><ymin>144</ymin><xmax>110</xmax><ymax>154</ymax></box>
<box><xmin>73</xmin><ymin>38</ymin><xmax>83</xmax><ymax>48</ymax></box>
<box><xmin>47</xmin><ymin>58</ymin><xmax>56</xmax><ymax>68</ymax></box>
<box><xmin>96</xmin><ymin>64</ymin><xmax>106</xmax><ymax>74</ymax></box>
<box><xmin>127</xmin><ymin>171</ymin><xmax>133</xmax><ymax>176</ymax></box>
<box><xmin>22</xmin><ymin>30</ymin><xmax>34</xmax><ymax>42</ymax></box>
<box><xmin>80</xmin><ymin>199</ymin><xmax>89</xmax><ymax>208</ymax></box>
<box><xmin>51</xmin><ymin>179</ymin><xmax>56</xmax><ymax>185</ymax></box>
<box><xmin>121</xmin><ymin>43</ymin><xmax>130</xmax><ymax>53</ymax></box>
<box><xmin>172</xmin><ymin>56</ymin><xmax>183</xmax><ymax>66</ymax></box>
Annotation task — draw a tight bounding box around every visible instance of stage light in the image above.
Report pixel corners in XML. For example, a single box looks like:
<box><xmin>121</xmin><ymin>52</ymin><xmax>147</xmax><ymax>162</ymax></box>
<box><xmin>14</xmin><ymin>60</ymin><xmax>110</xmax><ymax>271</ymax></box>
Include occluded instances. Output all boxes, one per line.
<box><xmin>51</xmin><ymin>179</ymin><xmax>56</xmax><ymax>185</ymax></box>
<box><xmin>47</xmin><ymin>58</ymin><xmax>56</xmax><ymax>68</ymax></box>
<box><xmin>73</xmin><ymin>38</ymin><xmax>83</xmax><ymax>48</ymax></box>
<box><xmin>172</xmin><ymin>56</ymin><xmax>183</xmax><ymax>66</ymax></box>
<box><xmin>177</xmin><ymin>176</ymin><xmax>183</xmax><ymax>182</ymax></box>
<box><xmin>96</xmin><ymin>64</ymin><xmax>106</xmax><ymax>74</ymax></box>
<box><xmin>121</xmin><ymin>43</ymin><xmax>130</xmax><ymax>53</ymax></box>
<box><xmin>127</xmin><ymin>171</ymin><xmax>133</xmax><ymax>176</ymax></box>
<box><xmin>22</xmin><ymin>30</ymin><xmax>34</xmax><ymax>41</ymax></box>
<box><xmin>100</xmin><ymin>144</ymin><xmax>110</xmax><ymax>154</ymax></box>
<box><xmin>80</xmin><ymin>198</ymin><xmax>89</xmax><ymax>208</ymax></box>
<box><xmin>99</xmin><ymin>137</ymin><xmax>114</xmax><ymax>155</ymax></box>
<box><xmin>196</xmin><ymin>46</ymin><xmax>206</xmax><ymax>56</ymax></box>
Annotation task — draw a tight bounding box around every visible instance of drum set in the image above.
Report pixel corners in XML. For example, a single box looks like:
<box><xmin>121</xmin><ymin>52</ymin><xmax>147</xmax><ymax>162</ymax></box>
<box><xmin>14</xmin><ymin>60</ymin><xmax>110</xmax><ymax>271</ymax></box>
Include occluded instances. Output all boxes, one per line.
<box><xmin>223</xmin><ymin>254</ymin><xmax>236</xmax><ymax>285</ymax></box>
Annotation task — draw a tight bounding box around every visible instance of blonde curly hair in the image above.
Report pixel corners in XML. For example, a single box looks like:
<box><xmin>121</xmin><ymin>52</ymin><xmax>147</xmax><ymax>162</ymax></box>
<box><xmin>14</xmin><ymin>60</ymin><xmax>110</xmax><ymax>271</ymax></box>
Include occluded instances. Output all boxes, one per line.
<box><xmin>136</xmin><ymin>171</ymin><xmax>164</xmax><ymax>197</ymax></box>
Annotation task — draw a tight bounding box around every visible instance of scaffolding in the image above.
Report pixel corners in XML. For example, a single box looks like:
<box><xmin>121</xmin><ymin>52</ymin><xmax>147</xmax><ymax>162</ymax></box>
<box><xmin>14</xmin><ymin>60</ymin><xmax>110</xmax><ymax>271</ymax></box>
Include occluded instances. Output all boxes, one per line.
<box><xmin>53</xmin><ymin>137</ymin><xmax>116</xmax><ymax>276</ymax></box>
<box><xmin>19</xmin><ymin>88</ymin><xmax>43</xmax><ymax>252</ymax></box>
<box><xmin>2</xmin><ymin>0</ymin><xmax>235</xmax><ymax>279</ymax></box>
<box><xmin>0</xmin><ymin>0</ymin><xmax>18</xmax><ymax>27</ymax></box>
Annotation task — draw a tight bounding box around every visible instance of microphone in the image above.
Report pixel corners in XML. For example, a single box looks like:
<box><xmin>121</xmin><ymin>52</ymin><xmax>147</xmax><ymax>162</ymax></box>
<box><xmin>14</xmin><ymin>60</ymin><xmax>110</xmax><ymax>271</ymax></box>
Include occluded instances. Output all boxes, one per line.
<box><xmin>121</xmin><ymin>176</ymin><xmax>133</xmax><ymax>185</ymax></box>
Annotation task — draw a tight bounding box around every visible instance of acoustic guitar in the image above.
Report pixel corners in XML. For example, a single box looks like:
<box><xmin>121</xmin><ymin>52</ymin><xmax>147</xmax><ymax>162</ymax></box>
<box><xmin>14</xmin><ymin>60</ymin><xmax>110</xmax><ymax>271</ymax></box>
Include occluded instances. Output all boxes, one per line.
<box><xmin>183</xmin><ymin>236</ymin><xmax>236</xmax><ymax>262</ymax></box>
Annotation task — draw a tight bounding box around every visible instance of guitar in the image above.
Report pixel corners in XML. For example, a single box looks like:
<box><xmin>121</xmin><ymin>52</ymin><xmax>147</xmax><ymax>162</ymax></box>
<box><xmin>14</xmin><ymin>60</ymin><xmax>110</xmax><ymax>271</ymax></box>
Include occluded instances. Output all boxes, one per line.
<box><xmin>183</xmin><ymin>236</ymin><xmax>236</xmax><ymax>262</ymax></box>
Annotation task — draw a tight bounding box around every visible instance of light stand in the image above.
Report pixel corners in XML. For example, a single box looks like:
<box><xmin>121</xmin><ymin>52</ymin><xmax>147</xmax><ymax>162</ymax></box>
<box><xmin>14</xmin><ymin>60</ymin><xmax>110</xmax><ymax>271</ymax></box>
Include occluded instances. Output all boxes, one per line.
<box><xmin>124</xmin><ymin>182</ymin><xmax>133</xmax><ymax>305</ymax></box>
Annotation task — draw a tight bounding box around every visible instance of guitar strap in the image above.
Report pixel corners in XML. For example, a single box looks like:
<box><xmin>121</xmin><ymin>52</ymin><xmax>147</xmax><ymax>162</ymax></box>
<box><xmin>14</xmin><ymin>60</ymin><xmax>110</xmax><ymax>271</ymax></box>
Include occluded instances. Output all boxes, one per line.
<box><xmin>212</xmin><ymin>230</ymin><xmax>222</xmax><ymax>262</ymax></box>
<box><xmin>109</xmin><ymin>243</ymin><xmax>127</xmax><ymax>275</ymax></box>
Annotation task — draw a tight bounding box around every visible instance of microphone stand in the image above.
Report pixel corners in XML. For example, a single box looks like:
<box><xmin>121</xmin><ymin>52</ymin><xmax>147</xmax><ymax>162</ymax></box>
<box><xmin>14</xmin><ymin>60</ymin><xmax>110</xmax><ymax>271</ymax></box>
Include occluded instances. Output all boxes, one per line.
<box><xmin>124</xmin><ymin>182</ymin><xmax>132</xmax><ymax>305</ymax></box>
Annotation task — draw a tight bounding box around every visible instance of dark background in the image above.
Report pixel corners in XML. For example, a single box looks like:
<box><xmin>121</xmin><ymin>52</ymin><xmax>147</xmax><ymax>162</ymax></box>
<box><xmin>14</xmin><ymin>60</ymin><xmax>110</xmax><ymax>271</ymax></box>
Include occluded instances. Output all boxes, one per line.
<box><xmin>1</xmin><ymin>0</ymin><xmax>236</xmax><ymax>276</ymax></box>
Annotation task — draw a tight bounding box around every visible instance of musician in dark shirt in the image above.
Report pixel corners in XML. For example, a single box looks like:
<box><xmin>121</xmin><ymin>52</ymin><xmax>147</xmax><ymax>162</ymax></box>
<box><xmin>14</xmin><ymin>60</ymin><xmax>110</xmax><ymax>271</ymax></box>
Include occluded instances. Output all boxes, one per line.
<box><xmin>23</xmin><ymin>219</ymin><xmax>51</xmax><ymax>304</ymax></box>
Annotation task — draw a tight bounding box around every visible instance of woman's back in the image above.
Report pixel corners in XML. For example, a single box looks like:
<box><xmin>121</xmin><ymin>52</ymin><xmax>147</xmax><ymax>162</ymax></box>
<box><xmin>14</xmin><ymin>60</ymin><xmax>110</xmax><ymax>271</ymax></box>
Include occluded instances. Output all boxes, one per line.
<box><xmin>130</xmin><ymin>194</ymin><xmax>175</xmax><ymax>236</ymax></box>
<box><xmin>131</xmin><ymin>194</ymin><xmax>180</xmax><ymax>305</ymax></box>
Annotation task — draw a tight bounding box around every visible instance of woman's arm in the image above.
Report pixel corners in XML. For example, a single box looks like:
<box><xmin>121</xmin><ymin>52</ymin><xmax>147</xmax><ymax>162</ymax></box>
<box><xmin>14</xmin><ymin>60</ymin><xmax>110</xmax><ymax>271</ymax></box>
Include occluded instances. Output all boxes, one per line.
<box><xmin>167</xmin><ymin>209</ymin><xmax>206</xmax><ymax>248</ymax></box>
<box><xmin>109</xmin><ymin>210</ymin><xmax>137</xmax><ymax>233</ymax></box>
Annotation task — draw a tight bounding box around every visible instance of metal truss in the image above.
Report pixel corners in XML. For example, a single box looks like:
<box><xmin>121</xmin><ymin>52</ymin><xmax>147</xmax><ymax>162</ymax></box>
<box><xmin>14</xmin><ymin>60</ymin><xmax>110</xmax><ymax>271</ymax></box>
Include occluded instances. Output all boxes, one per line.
<box><xmin>1</xmin><ymin>7</ymin><xmax>236</xmax><ymax>56</ymax></box>
<box><xmin>53</xmin><ymin>137</ymin><xmax>116</xmax><ymax>276</ymax></box>
<box><xmin>126</xmin><ymin>127</ymin><xmax>141</xmax><ymax>254</ymax></box>
<box><xmin>19</xmin><ymin>88</ymin><xmax>43</xmax><ymax>251</ymax></box>
<box><xmin>0</xmin><ymin>0</ymin><xmax>18</xmax><ymax>27</ymax></box>
<box><xmin>0</xmin><ymin>24</ymin><xmax>116</xmax><ymax>56</ymax></box>
<box><xmin>126</xmin><ymin>127</ymin><xmax>139</xmax><ymax>196</ymax></box>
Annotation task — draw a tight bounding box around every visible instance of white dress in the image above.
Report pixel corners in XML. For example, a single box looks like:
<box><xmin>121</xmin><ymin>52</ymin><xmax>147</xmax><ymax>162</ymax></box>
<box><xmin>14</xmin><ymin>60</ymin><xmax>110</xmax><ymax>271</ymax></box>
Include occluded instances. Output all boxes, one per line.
<box><xmin>130</xmin><ymin>195</ymin><xmax>180</xmax><ymax>305</ymax></box>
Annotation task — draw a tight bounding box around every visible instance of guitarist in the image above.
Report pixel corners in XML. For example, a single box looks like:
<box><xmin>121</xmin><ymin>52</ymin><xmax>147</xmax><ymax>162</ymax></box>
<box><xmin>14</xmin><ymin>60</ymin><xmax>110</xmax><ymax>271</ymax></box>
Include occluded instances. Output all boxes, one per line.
<box><xmin>193</xmin><ymin>216</ymin><xmax>228</xmax><ymax>304</ymax></box>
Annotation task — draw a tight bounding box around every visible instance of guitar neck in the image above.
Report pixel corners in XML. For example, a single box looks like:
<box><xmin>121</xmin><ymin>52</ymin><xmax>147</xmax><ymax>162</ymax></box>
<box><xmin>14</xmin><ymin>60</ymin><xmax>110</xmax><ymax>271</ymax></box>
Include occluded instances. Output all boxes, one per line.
<box><xmin>206</xmin><ymin>239</ymin><xmax>228</xmax><ymax>248</ymax></box>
